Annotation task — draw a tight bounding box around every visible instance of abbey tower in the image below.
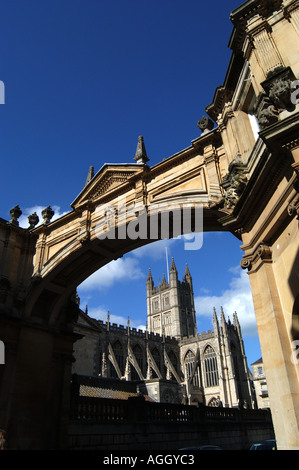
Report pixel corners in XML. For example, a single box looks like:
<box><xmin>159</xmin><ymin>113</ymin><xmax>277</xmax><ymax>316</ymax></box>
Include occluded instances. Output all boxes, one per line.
<box><xmin>146</xmin><ymin>259</ymin><xmax>197</xmax><ymax>339</ymax></box>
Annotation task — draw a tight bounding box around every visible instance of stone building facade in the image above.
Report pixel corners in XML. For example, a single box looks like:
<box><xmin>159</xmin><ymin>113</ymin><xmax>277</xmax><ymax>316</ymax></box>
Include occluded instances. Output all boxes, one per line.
<box><xmin>251</xmin><ymin>357</ymin><xmax>271</xmax><ymax>409</ymax></box>
<box><xmin>72</xmin><ymin>259</ymin><xmax>255</xmax><ymax>408</ymax></box>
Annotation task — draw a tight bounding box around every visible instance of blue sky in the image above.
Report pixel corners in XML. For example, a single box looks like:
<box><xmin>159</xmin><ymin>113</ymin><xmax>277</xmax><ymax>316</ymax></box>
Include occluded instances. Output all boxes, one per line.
<box><xmin>0</xmin><ymin>0</ymin><xmax>261</xmax><ymax>367</ymax></box>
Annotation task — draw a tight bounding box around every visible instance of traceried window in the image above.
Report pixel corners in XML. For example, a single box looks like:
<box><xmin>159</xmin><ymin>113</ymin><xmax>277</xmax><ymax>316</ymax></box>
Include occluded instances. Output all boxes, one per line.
<box><xmin>131</xmin><ymin>344</ymin><xmax>143</xmax><ymax>380</ymax></box>
<box><xmin>111</xmin><ymin>340</ymin><xmax>124</xmax><ymax>377</ymax></box>
<box><xmin>152</xmin><ymin>348</ymin><xmax>161</xmax><ymax>378</ymax></box>
<box><xmin>185</xmin><ymin>350</ymin><xmax>200</xmax><ymax>388</ymax></box>
<box><xmin>204</xmin><ymin>346</ymin><xmax>219</xmax><ymax>388</ymax></box>
<box><xmin>168</xmin><ymin>351</ymin><xmax>178</xmax><ymax>372</ymax></box>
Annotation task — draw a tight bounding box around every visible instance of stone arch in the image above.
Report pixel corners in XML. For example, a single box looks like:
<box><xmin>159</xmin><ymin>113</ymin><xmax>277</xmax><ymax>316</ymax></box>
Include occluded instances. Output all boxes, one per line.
<box><xmin>24</xmin><ymin>195</ymin><xmax>230</xmax><ymax>327</ymax></box>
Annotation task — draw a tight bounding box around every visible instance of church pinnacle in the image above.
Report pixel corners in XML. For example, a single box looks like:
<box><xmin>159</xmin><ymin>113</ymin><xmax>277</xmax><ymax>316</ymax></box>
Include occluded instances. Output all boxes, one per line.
<box><xmin>85</xmin><ymin>165</ymin><xmax>94</xmax><ymax>186</ymax></box>
<box><xmin>134</xmin><ymin>136</ymin><xmax>149</xmax><ymax>164</ymax></box>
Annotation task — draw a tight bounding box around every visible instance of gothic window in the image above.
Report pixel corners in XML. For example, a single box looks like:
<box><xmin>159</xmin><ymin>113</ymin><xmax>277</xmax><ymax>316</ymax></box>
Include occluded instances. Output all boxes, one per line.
<box><xmin>152</xmin><ymin>348</ymin><xmax>161</xmax><ymax>378</ymax></box>
<box><xmin>185</xmin><ymin>350</ymin><xmax>200</xmax><ymax>388</ymax></box>
<box><xmin>163</xmin><ymin>296</ymin><xmax>170</xmax><ymax>307</ymax></box>
<box><xmin>112</xmin><ymin>340</ymin><xmax>124</xmax><ymax>376</ymax></box>
<box><xmin>168</xmin><ymin>351</ymin><xmax>178</xmax><ymax>372</ymax></box>
<box><xmin>131</xmin><ymin>344</ymin><xmax>143</xmax><ymax>380</ymax></box>
<box><xmin>152</xmin><ymin>298</ymin><xmax>159</xmax><ymax>311</ymax></box>
<box><xmin>204</xmin><ymin>346</ymin><xmax>219</xmax><ymax>388</ymax></box>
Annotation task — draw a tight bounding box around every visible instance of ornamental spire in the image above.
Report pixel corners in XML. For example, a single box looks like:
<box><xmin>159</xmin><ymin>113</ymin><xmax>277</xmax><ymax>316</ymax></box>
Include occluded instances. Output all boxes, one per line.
<box><xmin>134</xmin><ymin>136</ymin><xmax>149</xmax><ymax>164</ymax></box>
<box><xmin>85</xmin><ymin>165</ymin><xmax>94</xmax><ymax>186</ymax></box>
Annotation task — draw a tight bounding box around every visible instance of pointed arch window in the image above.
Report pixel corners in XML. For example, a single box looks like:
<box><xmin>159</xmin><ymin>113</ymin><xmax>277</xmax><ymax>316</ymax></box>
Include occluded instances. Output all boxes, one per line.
<box><xmin>131</xmin><ymin>344</ymin><xmax>144</xmax><ymax>380</ymax></box>
<box><xmin>111</xmin><ymin>340</ymin><xmax>124</xmax><ymax>377</ymax></box>
<box><xmin>204</xmin><ymin>346</ymin><xmax>219</xmax><ymax>387</ymax></box>
<box><xmin>185</xmin><ymin>350</ymin><xmax>200</xmax><ymax>388</ymax></box>
<box><xmin>168</xmin><ymin>351</ymin><xmax>178</xmax><ymax>372</ymax></box>
<box><xmin>152</xmin><ymin>348</ymin><xmax>161</xmax><ymax>378</ymax></box>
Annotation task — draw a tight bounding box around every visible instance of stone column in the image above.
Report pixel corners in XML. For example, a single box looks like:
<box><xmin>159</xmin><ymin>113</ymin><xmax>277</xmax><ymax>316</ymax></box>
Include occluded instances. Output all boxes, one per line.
<box><xmin>242</xmin><ymin>244</ymin><xmax>299</xmax><ymax>450</ymax></box>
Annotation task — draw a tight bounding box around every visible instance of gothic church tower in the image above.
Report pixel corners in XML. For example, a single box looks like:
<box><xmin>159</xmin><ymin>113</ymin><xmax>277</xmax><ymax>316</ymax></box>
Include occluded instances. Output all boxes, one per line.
<box><xmin>146</xmin><ymin>258</ymin><xmax>197</xmax><ymax>339</ymax></box>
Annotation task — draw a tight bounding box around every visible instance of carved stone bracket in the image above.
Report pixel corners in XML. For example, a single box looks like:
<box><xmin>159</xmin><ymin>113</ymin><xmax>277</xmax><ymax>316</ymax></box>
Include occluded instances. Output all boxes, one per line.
<box><xmin>240</xmin><ymin>258</ymin><xmax>252</xmax><ymax>271</ymax></box>
<box><xmin>241</xmin><ymin>243</ymin><xmax>272</xmax><ymax>271</ymax></box>
<box><xmin>255</xmin><ymin>66</ymin><xmax>297</xmax><ymax>129</ymax></box>
<box><xmin>256</xmin><ymin>243</ymin><xmax>272</xmax><ymax>261</ymax></box>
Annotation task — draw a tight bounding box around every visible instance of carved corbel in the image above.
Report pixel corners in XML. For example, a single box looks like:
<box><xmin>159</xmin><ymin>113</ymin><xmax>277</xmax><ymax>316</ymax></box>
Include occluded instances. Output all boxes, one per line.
<box><xmin>241</xmin><ymin>243</ymin><xmax>272</xmax><ymax>271</ymax></box>
<box><xmin>256</xmin><ymin>243</ymin><xmax>272</xmax><ymax>261</ymax></box>
<box><xmin>240</xmin><ymin>257</ymin><xmax>252</xmax><ymax>271</ymax></box>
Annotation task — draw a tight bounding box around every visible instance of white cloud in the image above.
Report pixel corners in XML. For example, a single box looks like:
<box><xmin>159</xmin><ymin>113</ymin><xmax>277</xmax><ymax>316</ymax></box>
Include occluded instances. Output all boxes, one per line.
<box><xmin>78</xmin><ymin>238</ymin><xmax>181</xmax><ymax>293</ymax></box>
<box><xmin>86</xmin><ymin>305</ymin><xmax>146</xmax><ymax>331</ymax></box>
<box><xmin>18</xmin><ymin>205</ymin><xmax>69</xmax><ymax>228</ymax></box>
<box><xmin>131</xmin><ymin>237</ymin><xmax>179</xmax><ymax>260</ymax></box>
<box><xmin>78</xmin><ymin>256</ymin><xmax>144</xmax><ymax>292</ymax></box>
<box><xmin>195</xmin><ymin>266</ymin><xmax>258</xmax><ymax>337</ymax></box>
